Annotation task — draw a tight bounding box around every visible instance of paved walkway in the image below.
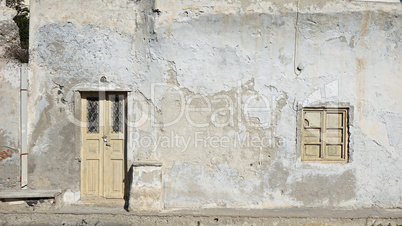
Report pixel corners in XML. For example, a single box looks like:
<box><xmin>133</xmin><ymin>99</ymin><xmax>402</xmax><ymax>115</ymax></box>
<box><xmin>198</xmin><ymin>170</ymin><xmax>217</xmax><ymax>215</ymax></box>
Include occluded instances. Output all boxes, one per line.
<box><xmin>168</xmin><ymin>208</ymin><xmax>402</xmax><ymax>218</ymax></box>
<box><xmin>0</xmin><ymin>206</ymin><xmax>401</xmax><ymax>225</ymax></box>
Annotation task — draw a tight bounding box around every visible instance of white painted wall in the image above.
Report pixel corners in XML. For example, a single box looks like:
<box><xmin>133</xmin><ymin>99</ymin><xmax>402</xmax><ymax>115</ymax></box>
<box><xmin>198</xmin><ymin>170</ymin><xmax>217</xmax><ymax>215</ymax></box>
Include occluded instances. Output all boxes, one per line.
<box><xmin>25</xmin><ymin>0</ymin><xmax>402</xmax><ymax>210</ymax></box>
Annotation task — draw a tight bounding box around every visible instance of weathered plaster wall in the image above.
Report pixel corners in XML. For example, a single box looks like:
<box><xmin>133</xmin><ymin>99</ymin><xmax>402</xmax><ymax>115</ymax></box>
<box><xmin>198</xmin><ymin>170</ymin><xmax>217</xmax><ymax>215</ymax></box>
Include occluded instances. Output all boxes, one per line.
<box><xmin>27</xmin><ymin>0</ymin><xmax>155</xmax><ymax>192</ymax></box>
<box><xmin>28</xmin><ymin>0</ymin><xmax>401</xmax><ymax>210</ymax></box>
<box><xmin>0</xmin><ymin>60</ymin><xmax>21</xmax><ymax>189</ymax></box>
<box><xmin>147</xmin><ymin>0</ymin><xmax>402</xmax><ymax>209</ymax></box>
<box><xmin>0</xmin><ymin>1</ymin><xmax>22</xmax><ymax>190</ymax></box>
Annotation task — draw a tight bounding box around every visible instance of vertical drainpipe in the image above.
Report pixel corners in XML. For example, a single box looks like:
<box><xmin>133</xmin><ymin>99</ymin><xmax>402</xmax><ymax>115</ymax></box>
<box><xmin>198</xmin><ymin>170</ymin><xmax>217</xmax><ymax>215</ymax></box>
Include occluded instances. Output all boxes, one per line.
<box><xmin>20</xmin><ymin>63</ymin><xmax>28</xmax><ymax>189</ymax></box>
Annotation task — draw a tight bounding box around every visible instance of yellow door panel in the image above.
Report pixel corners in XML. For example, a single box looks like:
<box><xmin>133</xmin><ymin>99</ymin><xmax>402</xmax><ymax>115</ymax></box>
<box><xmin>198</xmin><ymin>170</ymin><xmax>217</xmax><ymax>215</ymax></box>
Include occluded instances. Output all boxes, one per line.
<box><xmin>326</xmin><ymin>129</ymin><xmax>343</xmax><ymax>144</ymax></box>
<box><xmin>327</xmin><ymin>113</ymin><xmax>343</xmax><ymax>128</ymax></box>
<box><xmin>304</xmin><ymin>144</ymin><xmax>321</xmax><ymax>159</ymax></box>
<box><xmin>304</xmin><ymin>128</ymin><xmax>321</xmax><ymax>143</ymax></box>
<box><xmin>103</xmin><ymin>94</ymin><xmax>125</xmax><ymax>199</ymax></box>
<box><xmin>326</xmin><ymin>145</ymin><xmax>343</xmax><ymax>159</ymax></box>
<box><xmin>85</xmin><ymin>160</ymin><xmax>100</xmax><ymax>195</ymax></box>
<box><xmin>304</xmin><ymin>111</ymin><xmax>321</xmax><ymax>127</ymax></box>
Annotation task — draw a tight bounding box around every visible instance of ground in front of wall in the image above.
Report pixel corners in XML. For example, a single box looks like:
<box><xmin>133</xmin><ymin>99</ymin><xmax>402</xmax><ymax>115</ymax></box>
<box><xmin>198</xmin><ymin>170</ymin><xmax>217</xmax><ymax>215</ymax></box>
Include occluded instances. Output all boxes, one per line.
<box><xmin>0</xmin><ymin>200</ymin><xmax>401</xmax><ymax>225</ymax></box>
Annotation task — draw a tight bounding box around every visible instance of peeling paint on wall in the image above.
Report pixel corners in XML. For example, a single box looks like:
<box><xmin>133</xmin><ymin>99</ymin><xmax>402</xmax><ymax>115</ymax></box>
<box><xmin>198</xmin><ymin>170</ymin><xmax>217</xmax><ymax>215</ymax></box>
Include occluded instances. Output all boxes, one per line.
<box><xmin>21</xmin><ymin>0</ymin><xmax>402</xmax><ymax>210</ymax></box>
<box><xmin>0</xmin><ymin>60</ymin><xmax>21</xmax><ymax>189</ymax></box>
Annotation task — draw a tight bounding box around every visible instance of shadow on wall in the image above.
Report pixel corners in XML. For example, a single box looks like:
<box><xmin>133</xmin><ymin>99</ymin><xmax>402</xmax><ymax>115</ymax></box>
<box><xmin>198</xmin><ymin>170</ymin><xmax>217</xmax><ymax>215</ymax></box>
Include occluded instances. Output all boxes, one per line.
<box><xmin>124</xmin><ymin>165</ymin><xmax>133</xmax><ymax>211</ymax></box>
<box><xmin>4</xmin><ymin>45</ymin><xmax>28</xmax><ymax>63</ymax></box>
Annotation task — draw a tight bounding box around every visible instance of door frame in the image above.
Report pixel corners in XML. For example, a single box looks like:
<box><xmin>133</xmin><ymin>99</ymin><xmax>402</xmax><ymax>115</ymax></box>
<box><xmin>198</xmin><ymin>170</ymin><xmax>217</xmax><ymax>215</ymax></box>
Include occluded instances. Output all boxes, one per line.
<box><xmin>79</xmin><ymin>91</ymin><xmax>128</xmax><ymax>202</ymax></box>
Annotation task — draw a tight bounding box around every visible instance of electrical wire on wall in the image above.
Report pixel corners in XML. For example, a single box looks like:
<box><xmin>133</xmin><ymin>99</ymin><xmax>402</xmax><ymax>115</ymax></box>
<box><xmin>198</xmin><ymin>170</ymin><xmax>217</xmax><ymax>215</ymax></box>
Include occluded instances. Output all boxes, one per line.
<box><xmin>292</xmin><ymin>0</ymin><xmax>303</xmax><ymax>112</ymax></box>
<box><xmin>294</xmin><ymin>0</ymin><xmax>302</xmax><ymax>76</ymax></box>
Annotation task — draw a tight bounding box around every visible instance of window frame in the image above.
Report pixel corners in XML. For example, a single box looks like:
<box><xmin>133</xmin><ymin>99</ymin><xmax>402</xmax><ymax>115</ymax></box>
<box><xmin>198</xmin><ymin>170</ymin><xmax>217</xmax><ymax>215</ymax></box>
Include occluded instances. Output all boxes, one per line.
<box><xmin>301</xmin><ymin>107</ymin><xmax>349</xmax><ymax>163</ymax></box>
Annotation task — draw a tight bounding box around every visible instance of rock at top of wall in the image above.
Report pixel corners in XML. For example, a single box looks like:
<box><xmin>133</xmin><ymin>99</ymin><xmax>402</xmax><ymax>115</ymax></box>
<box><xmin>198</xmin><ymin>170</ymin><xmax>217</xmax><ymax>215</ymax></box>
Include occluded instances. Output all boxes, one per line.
<box><xmin>0</xmin><ymin>1</ymin><xmax>21</xmax><ymax>59</ymax></box>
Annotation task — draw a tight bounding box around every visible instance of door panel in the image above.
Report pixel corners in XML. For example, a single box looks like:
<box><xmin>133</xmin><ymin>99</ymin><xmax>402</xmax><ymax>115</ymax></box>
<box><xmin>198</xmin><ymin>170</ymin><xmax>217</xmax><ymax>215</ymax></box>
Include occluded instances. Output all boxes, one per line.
<box><xmin>81</xmin><ymin>92</ymin><xmax>125</xmax><ymax>200</ymax></box>
<box><xmin>104</xmin><ymin>94</ymin><xmax>125</xmax><ymax>198</ymax></box>
<box><xmin>81</xmin><ymin>93</ymin><xmax>104</xmax><ymax>198</ymax></box>
<box><xmin>85</xmin><ymin>159</ymin><xmax>99</xmax><ymax>194</ymax></box>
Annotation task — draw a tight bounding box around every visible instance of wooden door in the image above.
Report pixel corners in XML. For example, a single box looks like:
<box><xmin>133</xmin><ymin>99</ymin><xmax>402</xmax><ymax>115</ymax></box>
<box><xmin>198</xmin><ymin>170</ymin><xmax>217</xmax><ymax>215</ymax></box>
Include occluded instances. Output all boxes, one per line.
<box><xmin>81</xmin><ymin>92</ymin><xmax>125</xmax><ymax>199</ymax></box>
<box><xmin>104</xmin><ymin>93</ymin><xmax>125</xmax><ymax>198</ymax></box>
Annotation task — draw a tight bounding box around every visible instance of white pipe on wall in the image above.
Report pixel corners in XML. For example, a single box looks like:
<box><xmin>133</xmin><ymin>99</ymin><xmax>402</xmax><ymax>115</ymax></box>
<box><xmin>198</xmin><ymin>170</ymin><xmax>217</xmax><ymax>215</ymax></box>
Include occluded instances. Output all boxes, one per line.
<box><xmin>20</xmin><ymin>63</ymin><xmax>28</xmax><ymax>189</ymax></box>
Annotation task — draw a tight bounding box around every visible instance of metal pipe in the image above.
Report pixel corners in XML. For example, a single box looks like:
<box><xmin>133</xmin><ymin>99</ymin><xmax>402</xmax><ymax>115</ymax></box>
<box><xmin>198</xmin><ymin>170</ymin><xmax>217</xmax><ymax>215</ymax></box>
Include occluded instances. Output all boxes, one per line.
<box><xmin>20</xmin><ymin>63</ymin><xmax>28</xmax><ymax>189</ymax></box>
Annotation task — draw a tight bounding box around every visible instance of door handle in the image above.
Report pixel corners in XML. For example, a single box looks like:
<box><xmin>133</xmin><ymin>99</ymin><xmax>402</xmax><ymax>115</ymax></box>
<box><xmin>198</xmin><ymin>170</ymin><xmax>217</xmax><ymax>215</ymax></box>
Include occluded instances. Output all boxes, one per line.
<box><xmin>102</xmin><ymin>135</ymin><xmax>112</xmax><ymax>147</ymax></box>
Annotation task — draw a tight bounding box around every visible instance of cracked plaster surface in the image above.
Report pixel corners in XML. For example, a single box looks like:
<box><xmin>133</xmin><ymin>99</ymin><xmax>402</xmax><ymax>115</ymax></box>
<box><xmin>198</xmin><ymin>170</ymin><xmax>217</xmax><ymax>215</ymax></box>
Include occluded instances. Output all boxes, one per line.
<box><xmin>0</xmin><ymin>0</ymin><xmax>399</xmax><ymax>209</ymax></box>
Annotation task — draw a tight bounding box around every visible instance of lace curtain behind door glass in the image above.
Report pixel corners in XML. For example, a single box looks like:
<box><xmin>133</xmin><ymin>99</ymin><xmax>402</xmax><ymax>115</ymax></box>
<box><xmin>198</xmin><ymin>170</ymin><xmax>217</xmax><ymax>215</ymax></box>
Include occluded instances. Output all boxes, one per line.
<box><xmin>111</xmin><ymin>95</ymin><xmax>123</xmax><ymax>133</ymax></box>
<box><xmin>87</xmin><ymin>97</ymin><xmax>99</xmax><ymax>133</ymax></box>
